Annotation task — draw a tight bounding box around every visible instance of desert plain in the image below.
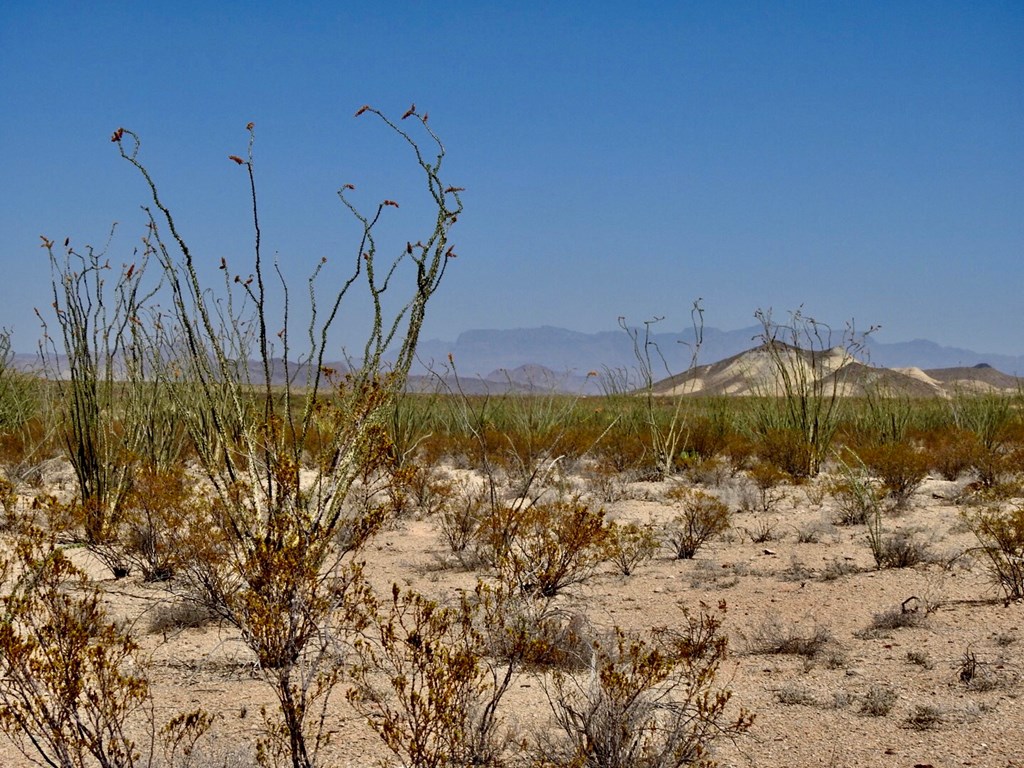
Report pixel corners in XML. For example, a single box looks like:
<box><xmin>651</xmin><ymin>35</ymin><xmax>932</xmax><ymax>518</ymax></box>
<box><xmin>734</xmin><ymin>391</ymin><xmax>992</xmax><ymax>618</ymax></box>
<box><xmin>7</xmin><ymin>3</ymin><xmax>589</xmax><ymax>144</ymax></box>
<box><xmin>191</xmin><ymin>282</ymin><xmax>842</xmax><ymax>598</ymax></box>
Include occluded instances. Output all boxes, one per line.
<box><xmin>1</xmin><ymin>447</ymin><xmax>1022</xmax><ymax>768</ymax></box>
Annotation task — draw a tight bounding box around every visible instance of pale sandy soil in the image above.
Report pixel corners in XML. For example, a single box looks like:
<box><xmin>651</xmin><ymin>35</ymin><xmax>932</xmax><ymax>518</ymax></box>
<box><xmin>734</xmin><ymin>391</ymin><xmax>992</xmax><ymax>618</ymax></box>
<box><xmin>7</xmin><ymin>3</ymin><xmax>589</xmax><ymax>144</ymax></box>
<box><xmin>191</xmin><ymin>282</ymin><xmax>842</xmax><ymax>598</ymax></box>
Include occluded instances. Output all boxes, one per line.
<box><xmin>2</xmin><ymin>467</ymin><xmax>1022</xmax><ymax>768</ymax></box>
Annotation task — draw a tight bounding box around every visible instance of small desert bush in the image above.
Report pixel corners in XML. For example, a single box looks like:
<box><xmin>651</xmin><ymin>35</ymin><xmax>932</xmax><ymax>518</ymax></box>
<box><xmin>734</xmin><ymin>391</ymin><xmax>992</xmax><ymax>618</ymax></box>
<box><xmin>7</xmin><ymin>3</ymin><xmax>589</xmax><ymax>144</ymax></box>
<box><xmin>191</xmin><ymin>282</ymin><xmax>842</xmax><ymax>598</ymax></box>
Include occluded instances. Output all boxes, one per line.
<box><xmin>829</xmin><ymin>456</ymin><xmax>927</xmax><ymax>570</ymax></box>
<box><xmin>604</xmin><ymin>519</ymin><xmax>659</xmax><ymax>576</ymax></box>
<box><xmin>906</xmin><ymin>650</ymin><xmax>934</xmax><ymax>669</ymax></box>
<box><xmin>745</xmin><ymin>462</ymin><xmax>788</xmax><ymax>512</ymax></box>
<box><xmin>754</xmin><ymin>427</ymin><xmax>813</xmax><ymax>480</ymax></box>
<box><xmin>120</xmin><ymin>466</ymin><xmax>198</xmax><ymax>582</ymax></box>
<box><xmin>721</xmin><ymin>432</ymin><xmax>757</xmax><ymax>472</ymax></box>
<box><xmin>0</xmin><ymin>525</ymin><xmax>159</xmax><ymax>767</ymax></box>
<box><xmin>745</xmin><ymin>615</ymin><xmax>834</xmax><ymax>659</ymax></box>
<box><xmin>539</xmin><ymin>601</ymin><xmax>753</xmax><ymax>768</ymax></box>
<box><xmin>591</xmin><ymin>430</ymin><xmax>651</xmax><ymax>477</ymax></box>
<box><xmin>926</xmin><ymin>427</ymin><xmax>982</xmax><ymax>481</ymax></box>
<box><xmin>490</xmin><ymin>603</ymin><xmax>595</xmax><ymax>672</ymax></box>
<box><xmin>743</xmin><ymin>516</ymin><xmax>778</xmax><ymax>544</ymax></box>
<box><xmin>386</xmin><ymin>461</ymin><xmax>453</xmax><ymax>519</ymax></box>
<box><xmin>995</xmin><ymin>631</ymin><xmax>1018</xmax><ymax>647</ymax></box>
<box><xmin>684</xmin><ymin>412</ymin><xmax>735</xmax><ymax>463</ymax></box>
<box><xmin>868</xmin><ymin>528</ymin><xmax>932</xmax><ymax>570</ymax></box>
<box><xmin>957</xmin><ymin>647</ymin><xmax>1018</xmax><ymax>691</ymax></box>
<box><xmin>972</xmin><ymin>445</ymin><xmax>1017</xmax><ymax>488</ymax></box>
<box><xmin>859</xmin><ymin>685</ymin><xmax>898</xmax><ymax>717</ymax></box>
<box><xmin>819</xmin><ymin>557</ymin><xmax>860</xmax><ymax>581</ymax></box>
<box><xmin>582</xmin><ymin>460</ymin><xmax>631</xmax><ymax>503</ymax></box>
<box><xmin>961</xmin><ymin>503</ymin><xmax>1024</xmax><ymax>599</ymax></box>
<box><xmin>687</xmin><ymin>559</ymin><xmax>744</xmax><ymax>590</ymax></box>
<box><xmin>348</xmin><ymin>583</ymin><xmax>520</xmax><ymax>768</ymax></box>
<box><xmin>148</xmin><ymin>599</ymin><xmax>219</xmax><ymax>636</ymax></box>
<box><xmin>859</xmin><ymin>441</ymin><xmax>930</xmax><ymax>509</ymax></box>
<box><xmin>868</xmin><ymin>604</ymin><xmax>928</xmax><ymax>632</ymax></box>
<box><xmin>775</xmin><ymin>682</ymin><xmax>818</xmax><ymax>706</ymax></box>
<box><xmin>491</xmin><ymin>498</ymin><xmax>610</xmax><ymax>598</ymax></box>
<box><xmin>436</xmin><ymin>483</ymin><xmax>488</xmax><ymax>564</ymax></box>
<box><xmin>793</xmin><ymin>520</ymin><xmax>834</xmax><ymax>544</ymax></box>
<box><xmin>826</xmin><ymin>463</ymin><xmax>885</xmax><ymax>526</ymax></box>
<box><xmin>0</xmin><ymin>475</ymin><xmax>19</xmax><ymax>529</ymax></box>
<box><xmin>663</xmin><ymin>486</ymin><xmax>731</xmax><ymax>559</ymax></box>
<box><xmin>681</xmin><ymin>455</ymin><xmax>731</xmax><ymax>487</ymax></box>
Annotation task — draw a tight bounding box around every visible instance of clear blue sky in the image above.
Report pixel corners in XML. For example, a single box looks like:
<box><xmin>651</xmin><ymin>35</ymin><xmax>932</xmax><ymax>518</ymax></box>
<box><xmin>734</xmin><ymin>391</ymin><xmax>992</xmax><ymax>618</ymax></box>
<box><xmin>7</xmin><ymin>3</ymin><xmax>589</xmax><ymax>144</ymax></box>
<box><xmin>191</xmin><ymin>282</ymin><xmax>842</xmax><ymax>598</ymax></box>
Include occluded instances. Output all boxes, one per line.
<box><xmin>2</xmin><ymin>1</ymin><xmax>1021</xmax><ymax>355</ymax></box>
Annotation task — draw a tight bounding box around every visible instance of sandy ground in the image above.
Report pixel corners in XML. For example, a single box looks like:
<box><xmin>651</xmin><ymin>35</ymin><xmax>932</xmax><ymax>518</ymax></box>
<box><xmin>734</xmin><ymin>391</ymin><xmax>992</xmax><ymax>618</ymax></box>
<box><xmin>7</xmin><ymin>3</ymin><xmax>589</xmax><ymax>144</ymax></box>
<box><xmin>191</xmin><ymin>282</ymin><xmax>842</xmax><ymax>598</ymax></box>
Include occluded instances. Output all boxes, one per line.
<box><xmin>1</xmin><ymin>467</ymin><xmax>1022</xmax><ymax>768</ymax></box>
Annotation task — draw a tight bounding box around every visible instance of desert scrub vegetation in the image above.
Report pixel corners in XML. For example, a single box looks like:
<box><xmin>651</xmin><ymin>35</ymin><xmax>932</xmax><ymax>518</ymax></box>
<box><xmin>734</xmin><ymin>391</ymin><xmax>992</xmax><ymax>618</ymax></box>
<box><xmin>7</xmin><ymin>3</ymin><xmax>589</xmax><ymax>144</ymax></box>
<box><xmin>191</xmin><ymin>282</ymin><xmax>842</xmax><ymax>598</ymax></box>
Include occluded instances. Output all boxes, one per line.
<box><xmin>857</xmin><ymin>440</ymin><xmax>930</xmax><ymax>510</ymax></box>
<box><xmin>859</xmin><ymin>685</ymin><xmax>899</xmax><ymax>717</ymax></box>
<box><xmin>539</xmin><ymin>601</ymin><xmax>753</xmax><ymax>768</ymax></box>
<box><xmin>348</xmin><ymin>583</ymin><xmax>520</xmax><ymax>768</ymax></box>
<box><xmin>0</xmin><ymin>330</ymin><xmax>46</xmax><ymax>478</ymax></box>
<box><xmin>744</xmin><ymin>614</ymin><xmax>836</xmax><ymax>661</ymax></box>
<box><xmin>9</xmin><ymin>179</ymin><xmax>1024</xmax><ymax>768</ymax></box>
<box><xmin>826</xmin><ymin>454</ymin><xmax>930</xmax><ymax>569</ymax></box>
<box><xmin>617</xmin><ymin>304</ymin><xmax>705</xmax><ymax>480</ymax></box>
<box><xmin>961</xmin><ymin>502</ymin><xmax>1024</xmax><ymax>600</ymax></box>
<box><xmin>748</xmin><ymin>308</ymin><xmax>873</xmax><ymax>478</ymax></box>
<box><xmin>605</xmin><ymin>519</ymin><xmax>659</xmax><ymax>576</ymax></box>
<box><xmin>488</xmin><ymin>497</ymin><xmax>611</xmax><ymax>598</ymax></box>
<box><xmin>0</xmin><ymin>522</ymin><xmax>214</xmax><ymax>768</ymax></box>
<box><xmin>12</xmin><ymin>104</ymin><xmax>465</xmax><ymax>768</ymax></box>
<box><xmin>0</xmin><ymin>523</ymin><xmax>149</xmax><ymax>766</ymax></box>
<box><xmin>38</xmin><ymin>234</ymin><xmax>159</xmax><ymax>576</ymax></box>
<box><xmin>826</xmin><ymin>459</ymin><xmax>885</xmax><ymax>527</ymax></box>
<box><xmin>663</xmin><ymin>486</ymin><xmax>730</xmax><ymax>559</ymax></box>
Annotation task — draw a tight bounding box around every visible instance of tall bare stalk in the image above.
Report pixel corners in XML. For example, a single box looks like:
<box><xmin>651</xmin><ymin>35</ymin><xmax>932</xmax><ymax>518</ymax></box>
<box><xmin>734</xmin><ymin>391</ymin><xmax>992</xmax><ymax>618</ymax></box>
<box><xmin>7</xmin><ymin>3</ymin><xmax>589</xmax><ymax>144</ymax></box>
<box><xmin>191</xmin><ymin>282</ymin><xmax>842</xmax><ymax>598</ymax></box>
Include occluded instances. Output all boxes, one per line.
<box><xmin>750</xmin><ymin>308</ymin><xmax>873</xmax><ymax>477</ymax></box>
<box><xmin>38</xmin><ymin>233</ymin><xmax>162</xmax><ymax>573</ymax></box>
<box><xmin>619</xmin><ymin>300</ymin><xmax>703</xmax><ymax>479</ymax></box>
<box><xmin>111</xmin><ymin>105</ymin><xmax>461</xmax><ymax>768</ymax></box>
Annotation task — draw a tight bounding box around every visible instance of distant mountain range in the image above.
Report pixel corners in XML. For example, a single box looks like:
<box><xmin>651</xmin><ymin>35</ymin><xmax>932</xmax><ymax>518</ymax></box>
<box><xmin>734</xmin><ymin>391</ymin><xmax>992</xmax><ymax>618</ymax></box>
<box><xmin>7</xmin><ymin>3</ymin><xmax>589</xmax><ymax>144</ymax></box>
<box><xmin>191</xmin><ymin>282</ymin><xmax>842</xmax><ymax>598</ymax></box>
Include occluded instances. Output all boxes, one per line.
<box><xmin>410</xmin><ymin>325</ymin><xmax>1024</xmax><ymax>394</ymax></box>
<box><xmin>13</xmin><ymin>325</ymin><xmax>1022</xmax><ymax>396</ymax></box>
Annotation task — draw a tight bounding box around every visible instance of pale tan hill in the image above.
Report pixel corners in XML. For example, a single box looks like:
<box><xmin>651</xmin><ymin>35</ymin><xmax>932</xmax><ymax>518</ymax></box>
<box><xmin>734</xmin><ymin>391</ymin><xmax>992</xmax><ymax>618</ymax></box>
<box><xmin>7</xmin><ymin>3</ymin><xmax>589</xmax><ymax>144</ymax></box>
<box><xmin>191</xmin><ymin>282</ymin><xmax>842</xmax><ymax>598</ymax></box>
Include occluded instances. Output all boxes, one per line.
<box><xmin>827</xmin><ymin>360</ymin><xmax>945</xmax><ymax>398</ymax></box>
<box><xmin>652</xmin><ymin>342</ymin><xmax>845</xmax><ymax>397</ymax></box>
<box><xmin>652</xmin><ymin>343</ymin><xmax>1022</xmax><ymax>398</ymax></box>
<box><xmin>922</xmin><ymin>363</ymin><xmax>1023</xmax><ymax>394</ymax></box>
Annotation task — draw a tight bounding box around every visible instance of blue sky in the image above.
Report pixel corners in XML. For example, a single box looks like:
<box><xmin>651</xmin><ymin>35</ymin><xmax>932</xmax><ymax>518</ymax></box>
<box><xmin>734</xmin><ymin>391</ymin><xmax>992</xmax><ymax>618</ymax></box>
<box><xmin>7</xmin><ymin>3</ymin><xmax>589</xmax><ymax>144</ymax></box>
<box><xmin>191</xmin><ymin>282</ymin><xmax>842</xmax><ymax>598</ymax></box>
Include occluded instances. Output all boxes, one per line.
<box><xmin>1</xmin><ymin>1</ymin><xmax>1021</xmax><ymax>355</ymax></box>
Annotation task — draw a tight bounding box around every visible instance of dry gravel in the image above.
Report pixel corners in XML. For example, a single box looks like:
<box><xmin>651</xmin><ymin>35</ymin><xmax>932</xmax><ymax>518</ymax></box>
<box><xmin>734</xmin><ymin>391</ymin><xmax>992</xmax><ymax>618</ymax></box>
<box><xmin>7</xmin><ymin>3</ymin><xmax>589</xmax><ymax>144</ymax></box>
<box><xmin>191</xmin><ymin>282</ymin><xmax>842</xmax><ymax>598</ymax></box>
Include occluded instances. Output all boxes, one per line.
<box><xmin>2</xmin><ymin>470</ymin><xmax>1022</xmax><ymax>768</ymax></box>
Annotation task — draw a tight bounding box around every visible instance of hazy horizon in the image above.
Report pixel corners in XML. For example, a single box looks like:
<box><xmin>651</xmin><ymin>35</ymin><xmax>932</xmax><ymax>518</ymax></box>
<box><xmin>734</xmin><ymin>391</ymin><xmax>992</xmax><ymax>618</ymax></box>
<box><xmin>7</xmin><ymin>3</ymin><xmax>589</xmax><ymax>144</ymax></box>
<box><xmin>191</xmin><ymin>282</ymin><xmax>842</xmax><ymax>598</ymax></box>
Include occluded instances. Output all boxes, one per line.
<box><xmin>12</xmin><ymin>317</ymin><xmax>1023</xmax><ymax>364</ymax></box>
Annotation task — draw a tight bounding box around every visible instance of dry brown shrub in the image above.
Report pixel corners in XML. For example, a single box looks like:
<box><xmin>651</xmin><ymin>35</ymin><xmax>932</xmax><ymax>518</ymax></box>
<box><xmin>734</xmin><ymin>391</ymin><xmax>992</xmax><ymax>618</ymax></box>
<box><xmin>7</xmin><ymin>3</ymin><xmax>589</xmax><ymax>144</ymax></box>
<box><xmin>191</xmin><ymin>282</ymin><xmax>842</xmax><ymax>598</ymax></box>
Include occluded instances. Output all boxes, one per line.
<box><xmin>349</xmin><ymin>583</ymin><xmax>527</xmax><ymax>768</ymax></box>
<box><xmin>490</xmin><ymin>498</ymin><xmax>610</xmax><ymax>598</ymax></box>
<box><xmin>591</xmin><ymin>430</ymin><xmax>651</xmax><ymax>476</ymax></box>
<box><xmin>962</xmin><ymin>503</ymin><xmax>1024</xmax><ymax>599</ymax></box>
<box><xmin>436</xmin><ymin>483</ymin><xmax>487</xmax><ymax>558</ymax></box>
<box><xmin>121</xmin><ymin>465</ymin><xmax>198</xmax><ymax>582</ymax></box>
<box><xmin>685</xmin><ymin>416</ymin><xmax>732</xmax><ymax>462</ymax></box>
<box><xmin>722</xmin><ymin>432</ymin><xmax>757</xmax><ymax>473</ymax></box>
<box><xmin>826</xmin><ymin>470</ymin><xmax>884</xmax><ymax>526</ymax></box>
<box><xmin>540</xmin><ymin>601</ymin><xmax>753</xmax><ymax>768</ymax></box>
<box><xmin>745</xmin><ymin>615</ymin><xmax>835</xmax><ymax>659</ymax></box>
<box><xmin>859</xmin><ymin>441</ymin><xmax>930</xmax><ymax>508</ymax></box>
<box><xmin>604</xmin><ymin>520</ymin><xmax>659</xmax><ymax>576</ymax></box>
<box><xmin>859</xmin><ymin>685</ymin><xmax>898</xmax><ymax>717</ymax></box>
<box><xmin>755</xmin><ymin>427</ymin><xmax>813</xmax><ymax>480</ymax></box>
<box><xmin>386</xmin><ymin>461</ymin><xmax>453</xmax><ymax>519</ymax></box>
<box><xmin>663</xmin><ymin>487</ymin><xmax>730</xmax><ymax>559</ymax></box>
<box><xmin>926</xmin><ymin>427</ymin><xmax>982</xmax><ymax>481</ymax></box>
<box><xmin>0</xmin><ymin>525</ymin><xmax>159</xmax><ymax>767</ymax></box>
